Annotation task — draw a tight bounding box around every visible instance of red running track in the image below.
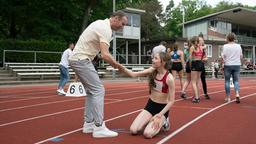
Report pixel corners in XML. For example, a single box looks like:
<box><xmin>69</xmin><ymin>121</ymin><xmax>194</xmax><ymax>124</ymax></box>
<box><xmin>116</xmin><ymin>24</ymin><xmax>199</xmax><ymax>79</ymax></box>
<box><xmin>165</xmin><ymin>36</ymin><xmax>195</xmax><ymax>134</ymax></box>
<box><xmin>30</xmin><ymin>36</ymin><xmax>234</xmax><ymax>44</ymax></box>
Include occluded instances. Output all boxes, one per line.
<box><xmin>0</xmin><ymin>78</ymin><xmax>256</xmax><ymax>144</ymax></box>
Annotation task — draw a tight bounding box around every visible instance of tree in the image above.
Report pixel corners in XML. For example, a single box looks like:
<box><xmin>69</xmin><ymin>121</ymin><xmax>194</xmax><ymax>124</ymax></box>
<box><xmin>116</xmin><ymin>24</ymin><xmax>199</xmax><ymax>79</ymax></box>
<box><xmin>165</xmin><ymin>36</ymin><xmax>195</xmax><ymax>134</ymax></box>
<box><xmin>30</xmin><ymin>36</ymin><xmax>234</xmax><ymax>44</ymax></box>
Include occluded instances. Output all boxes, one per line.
<box><xmin>164</xmin><ymin>0</ymin><xmax>212</xmax><ymax>37</ymax></box>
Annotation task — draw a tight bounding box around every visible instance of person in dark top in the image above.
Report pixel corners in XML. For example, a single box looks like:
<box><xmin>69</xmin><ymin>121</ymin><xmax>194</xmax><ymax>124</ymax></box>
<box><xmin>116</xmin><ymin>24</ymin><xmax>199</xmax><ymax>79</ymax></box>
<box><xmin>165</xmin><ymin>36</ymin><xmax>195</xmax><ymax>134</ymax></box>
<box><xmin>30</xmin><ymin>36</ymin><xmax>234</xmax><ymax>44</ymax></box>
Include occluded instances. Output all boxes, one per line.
<box><xmin>169</xmin><ymin>43</ymin><xmax>185</xmax><ymax>91</ymax></box>
<box><xmin>198</xmin><ymin>35</ymin><xmax>210</xmax><ymax>100</ymax></box>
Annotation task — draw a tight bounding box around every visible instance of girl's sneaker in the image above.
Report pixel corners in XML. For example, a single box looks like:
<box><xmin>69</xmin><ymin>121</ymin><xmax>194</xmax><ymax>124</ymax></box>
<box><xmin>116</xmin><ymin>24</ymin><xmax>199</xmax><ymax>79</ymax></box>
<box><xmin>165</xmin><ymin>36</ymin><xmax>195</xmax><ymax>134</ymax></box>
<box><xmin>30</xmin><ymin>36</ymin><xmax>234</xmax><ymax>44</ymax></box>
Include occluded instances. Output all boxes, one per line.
<box><xmin>180</xmin><ymin>92</ymin><xmax>187</xmax><ymax>99</ymax></box>
<box><xmin>162</xmin><ymin>117</ymin><xmax>170</xmax><ymax>131</ymax></box>
<box><xmin>204</xmin><ymin>94</ymin><xmax>210</xmax><ymax>99</ymax></box>
<box><xmin>191</xmin><ymin>97</ymin><xmax>200</xmax><ymax>103</ymax></box>
<box><xmin>236</xmin><ymin>97</ymin><xmax>240</xmax><ymax>104</ymax></box>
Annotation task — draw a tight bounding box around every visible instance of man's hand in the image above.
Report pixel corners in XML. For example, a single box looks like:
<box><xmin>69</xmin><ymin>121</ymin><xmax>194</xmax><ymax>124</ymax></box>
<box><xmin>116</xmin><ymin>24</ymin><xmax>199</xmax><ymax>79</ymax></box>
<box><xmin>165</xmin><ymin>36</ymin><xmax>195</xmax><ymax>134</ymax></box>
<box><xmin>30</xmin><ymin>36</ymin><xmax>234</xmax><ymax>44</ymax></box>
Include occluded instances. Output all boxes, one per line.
<box><xmin>116</xmin><ymin>64</ymin><xmax>126</xmax><ymax>72</ymax></box>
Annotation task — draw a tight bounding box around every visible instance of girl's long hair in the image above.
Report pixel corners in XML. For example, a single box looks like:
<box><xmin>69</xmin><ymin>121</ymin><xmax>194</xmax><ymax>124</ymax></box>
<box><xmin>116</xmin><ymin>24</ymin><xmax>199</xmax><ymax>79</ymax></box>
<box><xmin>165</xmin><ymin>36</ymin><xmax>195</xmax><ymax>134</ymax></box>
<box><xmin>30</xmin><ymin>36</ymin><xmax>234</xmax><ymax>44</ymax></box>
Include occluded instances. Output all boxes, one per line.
<box><xmin>148</xmin><ymin>52</ymin><xmax>170</xmax><ymax>94</ymax></box>
<box><xmin>190</xmin><ymin>36</ymin><xmax>199</xmax><ymax>50</ymax></box>
<box><xmin>173</xmin><ymin>43</ymin><xmax>179</xmax><ymax>51</ymax></box>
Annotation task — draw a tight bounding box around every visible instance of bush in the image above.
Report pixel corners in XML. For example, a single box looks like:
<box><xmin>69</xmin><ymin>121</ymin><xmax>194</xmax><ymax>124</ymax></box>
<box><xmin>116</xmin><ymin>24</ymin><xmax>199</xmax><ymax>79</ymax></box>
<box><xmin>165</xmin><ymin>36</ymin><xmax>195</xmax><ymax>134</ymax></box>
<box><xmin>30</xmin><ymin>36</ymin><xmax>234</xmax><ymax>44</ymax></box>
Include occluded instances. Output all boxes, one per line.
<box><xmin>0</xmin><ymin>39</ymin><xmax>67</xmax><ymax>66</ymax></box>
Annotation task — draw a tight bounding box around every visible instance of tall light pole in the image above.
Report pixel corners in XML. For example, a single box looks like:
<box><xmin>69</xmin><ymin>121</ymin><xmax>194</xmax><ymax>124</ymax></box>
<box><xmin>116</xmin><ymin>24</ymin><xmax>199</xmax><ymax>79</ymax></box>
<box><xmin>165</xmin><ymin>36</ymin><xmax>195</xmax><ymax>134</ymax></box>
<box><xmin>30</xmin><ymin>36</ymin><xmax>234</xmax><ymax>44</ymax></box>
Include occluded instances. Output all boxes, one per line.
<box><xmin>112</xmin><ymin>0</ymin><xmax>116</xmax><ymax>78</ymax></box>
<box><xmin>182</xmin><ymin>5</ymin><xmax>185</xmax><ymax>38</ymax></box>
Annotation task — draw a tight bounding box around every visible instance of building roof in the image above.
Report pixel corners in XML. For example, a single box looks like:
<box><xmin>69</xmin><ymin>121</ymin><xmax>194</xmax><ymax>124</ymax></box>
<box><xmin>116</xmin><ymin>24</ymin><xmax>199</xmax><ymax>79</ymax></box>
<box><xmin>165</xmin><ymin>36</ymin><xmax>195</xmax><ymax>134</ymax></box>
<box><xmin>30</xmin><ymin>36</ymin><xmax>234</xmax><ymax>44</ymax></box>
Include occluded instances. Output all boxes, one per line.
<box><xmin>184</xmin><ymin>7</ymin><xmax>256</xmax><ymax>27</ymax></box>
<box><xmin>123</xmin><ymin>7</ymin><xmax>146</xmax><ymax>14</ymax></box>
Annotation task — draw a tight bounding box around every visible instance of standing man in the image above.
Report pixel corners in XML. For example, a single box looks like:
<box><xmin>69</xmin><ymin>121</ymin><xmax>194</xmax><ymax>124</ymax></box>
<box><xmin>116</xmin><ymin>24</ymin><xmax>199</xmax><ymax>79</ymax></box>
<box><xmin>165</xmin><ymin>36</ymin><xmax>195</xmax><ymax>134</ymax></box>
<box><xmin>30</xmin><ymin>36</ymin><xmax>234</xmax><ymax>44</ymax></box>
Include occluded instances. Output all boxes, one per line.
<box><xmin>69</xmin><ymin>10</ymin><xmax>128</xmax><ymax>138</ymax></box>
<box><xmin>57</xmin><ymin>43</ymin><xmax>74</xmax><ymax>95</ymax></box>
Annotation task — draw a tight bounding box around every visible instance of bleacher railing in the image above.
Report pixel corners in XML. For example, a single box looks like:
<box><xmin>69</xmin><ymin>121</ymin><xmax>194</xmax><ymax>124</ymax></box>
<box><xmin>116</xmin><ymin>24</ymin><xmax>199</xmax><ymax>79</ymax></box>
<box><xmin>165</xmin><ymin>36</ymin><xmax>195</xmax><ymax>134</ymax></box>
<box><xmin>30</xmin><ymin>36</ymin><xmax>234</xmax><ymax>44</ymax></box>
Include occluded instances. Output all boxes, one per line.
<box><xmin>3</xmin><ymin>50</ymin><xmax>62</xmax><ymax>66</ymax></box>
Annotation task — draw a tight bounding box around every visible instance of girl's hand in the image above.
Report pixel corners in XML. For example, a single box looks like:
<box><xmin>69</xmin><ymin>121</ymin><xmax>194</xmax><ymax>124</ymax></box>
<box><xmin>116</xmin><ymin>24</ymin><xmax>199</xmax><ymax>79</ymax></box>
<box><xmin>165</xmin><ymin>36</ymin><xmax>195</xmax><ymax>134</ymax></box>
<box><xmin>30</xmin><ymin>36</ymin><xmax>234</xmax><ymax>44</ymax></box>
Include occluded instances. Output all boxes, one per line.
<box><xmin>151</xmin><ymin>114</ymin><xmax>163</xmax><ymax>130</ymax></box>
<box><xmin>124</xmin><ymin>68</ymin><xmax>134</xmax><ymax>77</ymax></box>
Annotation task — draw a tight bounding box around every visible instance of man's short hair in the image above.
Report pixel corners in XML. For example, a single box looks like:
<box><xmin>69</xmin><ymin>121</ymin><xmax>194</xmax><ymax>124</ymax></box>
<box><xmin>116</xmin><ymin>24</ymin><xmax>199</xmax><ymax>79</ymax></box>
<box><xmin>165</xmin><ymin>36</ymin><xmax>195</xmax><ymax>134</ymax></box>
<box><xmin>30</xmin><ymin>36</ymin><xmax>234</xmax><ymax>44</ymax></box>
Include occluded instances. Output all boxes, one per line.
<box><xmin>111</xmin><ymin>10</ymin><xmax>127</xmax><ymax>18</ymax></box>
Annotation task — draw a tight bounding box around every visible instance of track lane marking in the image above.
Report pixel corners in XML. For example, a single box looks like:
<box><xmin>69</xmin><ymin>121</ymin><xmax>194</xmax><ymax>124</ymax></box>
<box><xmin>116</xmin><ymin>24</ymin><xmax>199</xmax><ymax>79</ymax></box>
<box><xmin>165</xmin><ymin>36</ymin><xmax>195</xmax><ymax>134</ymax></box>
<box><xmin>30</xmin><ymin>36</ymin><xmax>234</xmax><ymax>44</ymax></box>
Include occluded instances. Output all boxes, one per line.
<box><xmin>0</xmin><ymin>95</ymin><xmax>147</xmax><ymax>127</ymax></box>
<box><xmin>33</xmin><ymin>89</ymin><xmax>233</xmax><ymax>144</ymax></box>
<box><xmin>1</xmin><ymin>85</ymin><xmax>254</xmax><ymax>127</ymax></box>
<box><xmin>156</xmin><ymin>92</ymin><xmax>256</xmax><ymax>144</ymax></box>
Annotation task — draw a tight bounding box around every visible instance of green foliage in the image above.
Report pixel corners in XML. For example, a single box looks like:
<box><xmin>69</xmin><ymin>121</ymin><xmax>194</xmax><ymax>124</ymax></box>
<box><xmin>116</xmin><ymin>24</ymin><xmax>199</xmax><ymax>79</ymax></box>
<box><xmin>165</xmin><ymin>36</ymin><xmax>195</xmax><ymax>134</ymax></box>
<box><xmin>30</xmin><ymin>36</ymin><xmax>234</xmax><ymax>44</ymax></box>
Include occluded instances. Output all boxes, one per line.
<box><xmin>163</xmin><ymin>0</ymin><xmax>255</xmax><ymax>38</ymax></box>
<box><xmin>1</xmin><ymin>0</ymin><xmax>255</xmax><ymax>65</ymax></box>
<box><xmin>0</xmin><ymin>0</ymin><xmax>84</xmax><ymax>41</ymax></box>
<box><xmin>0</xmin><ymin>39</ymin><xmax>66</xmax><ymax>64</ymax></box>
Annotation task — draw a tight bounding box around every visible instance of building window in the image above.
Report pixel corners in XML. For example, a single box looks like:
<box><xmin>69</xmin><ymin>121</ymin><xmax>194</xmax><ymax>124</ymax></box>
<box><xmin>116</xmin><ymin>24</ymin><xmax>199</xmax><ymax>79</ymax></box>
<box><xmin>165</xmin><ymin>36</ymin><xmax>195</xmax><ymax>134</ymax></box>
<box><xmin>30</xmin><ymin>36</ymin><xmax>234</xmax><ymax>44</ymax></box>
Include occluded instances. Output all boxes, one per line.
<box><xmin>252</xmin><ymin>30</ymin><xmax>256</xmax><ymax>38</ymax></box>
<box><xmin>210</xmin><ymin>20</ymin><xmax>216</xmax><ymax>28</ymax></box>
<box><xmin>218</xmin><ymin>45</ymin><xmax>223</xmax><ymax>58</ymax></box>
<box><xmin>243</xmin><ymin>48</ymin><xmax>252</xmax><ymax>59</ymax></box>
<box><xmin>133</xmin><ymin>14</ymin><xmax>140</xmax><ymax>27</ymax></box>
<box><xmin>209</xmin><ymin>20</ymin><xmax>231</xmax><ymax>35</ymax></box>
<box><xmin>205</xmin><ymin>44</ymin><xmax>212</xmax><ymax>57</ymax></box>
<box><xmin>127</xmin><ymin>14</ymin><xmax>132</xmax><ymax>26</ymax></box>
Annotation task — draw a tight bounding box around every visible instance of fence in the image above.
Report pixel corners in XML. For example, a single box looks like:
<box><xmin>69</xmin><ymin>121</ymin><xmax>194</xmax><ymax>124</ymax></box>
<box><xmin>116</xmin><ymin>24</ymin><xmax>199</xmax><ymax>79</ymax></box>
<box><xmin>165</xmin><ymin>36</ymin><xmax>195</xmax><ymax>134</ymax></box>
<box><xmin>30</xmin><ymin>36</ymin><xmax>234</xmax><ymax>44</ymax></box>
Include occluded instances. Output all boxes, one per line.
<box><xmin>3</xmin><ymin>50</ymin><xmax>62</xmax><ymax>66</ymax></box>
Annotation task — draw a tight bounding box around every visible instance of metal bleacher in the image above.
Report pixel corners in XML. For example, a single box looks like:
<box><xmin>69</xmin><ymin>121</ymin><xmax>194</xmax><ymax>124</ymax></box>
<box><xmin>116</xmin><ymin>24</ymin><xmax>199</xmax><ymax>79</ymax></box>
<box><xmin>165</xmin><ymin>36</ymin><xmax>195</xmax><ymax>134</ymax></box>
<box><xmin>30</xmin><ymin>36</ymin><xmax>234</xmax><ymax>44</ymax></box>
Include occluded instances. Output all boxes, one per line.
<box><xmin>4</xmin><ymin>63</ymin><xmax>107</xmax><ymax>81</ymax></box>
<box><xmin>2</xmin><ymin>63</ymin><xmax>153</xmax><ymax>83</ymax></box>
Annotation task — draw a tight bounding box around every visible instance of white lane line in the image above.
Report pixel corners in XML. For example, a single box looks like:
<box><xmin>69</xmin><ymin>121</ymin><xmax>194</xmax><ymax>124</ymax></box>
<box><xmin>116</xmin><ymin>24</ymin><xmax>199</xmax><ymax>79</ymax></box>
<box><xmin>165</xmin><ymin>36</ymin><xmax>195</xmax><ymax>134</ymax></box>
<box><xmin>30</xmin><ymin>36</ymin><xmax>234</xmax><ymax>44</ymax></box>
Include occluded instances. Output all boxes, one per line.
<box><xmin>0</xmin><ymin>86</ymin><xmax>238</xmax><ymax>127</ymax></box>
<box><xmin>0</xmin><ymin>85</ymin><xmax>146</xmax><ymax>98</ymax></box>
<box><xmin>105</xmin><ymin>98</ymin><xmax>122</xmax><ymax>101</ymax></box>
<box><xmin>34</xmin><ymin>98</ymin><xmax>188</xmax><ymax>144</ymax></box>
<box><xmin>33</xmin><ymin>89</ymin><xmax>229</xmax><ymax>144</ymax></box>
<box><xmin>172</xmin><ymin>106</ymin><xmax>212</xmax><ymax>110</ymax></box>
<box><xmin>1</xmin><ymin>85</ymin><xmax>254</xmax><ymax>127</ymax></box>
<box><xmin>34</xmin><ymin>109</ymin><xmax>142</xmax><ymax>144</ymax></box>
<box><xmin>0</xmin><ymin>95</ymin><xmax>148</xmax><ymax>127</ymax></box>
<box><xmin>0</xmin><ymin>89</ymin><xmax>146</xmax><ymax>112</ymax></box>
<box><xmin>0</xmin><ymin>87</ymin><xmax>146</xmax><ymax>104</ymax></box>
<box><xmin>0</xmin><ymin>82</ymin><xmax>224</xmax><ymax>104</ymax></box>
<box><xmin>0</xmin><ymin>86</ymin><xmax>147</xmax><ymax>103</ymax></box>
<box><xmin>0</xmin><ymin>98</ymin><xmax>83</xmax><ymax>112</ymax></box>
<box><xmin>0</xmin><ymin>96</ymin><xmax>59</xmax><ymax>104</ymax></box>
<box><xmin>0</xmin><ymin>83</ymin><xmax>224</xmax><ymax>111</ymax></box>
<box><xmin>156</xmin><ymin>92</ymin><xmax>256</xmax><ymax>144</ymax></box>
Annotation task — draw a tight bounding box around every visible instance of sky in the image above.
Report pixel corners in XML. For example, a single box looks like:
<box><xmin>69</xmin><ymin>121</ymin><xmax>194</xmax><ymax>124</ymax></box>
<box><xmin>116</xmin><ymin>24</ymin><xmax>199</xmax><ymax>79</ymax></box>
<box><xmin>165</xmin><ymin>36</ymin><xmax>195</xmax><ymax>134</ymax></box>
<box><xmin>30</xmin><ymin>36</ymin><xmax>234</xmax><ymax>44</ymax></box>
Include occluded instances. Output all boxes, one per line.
<box><xmin>158</xmin><ymin>0</ymin><xmax>256</xmax><ymax>11</ymax></box>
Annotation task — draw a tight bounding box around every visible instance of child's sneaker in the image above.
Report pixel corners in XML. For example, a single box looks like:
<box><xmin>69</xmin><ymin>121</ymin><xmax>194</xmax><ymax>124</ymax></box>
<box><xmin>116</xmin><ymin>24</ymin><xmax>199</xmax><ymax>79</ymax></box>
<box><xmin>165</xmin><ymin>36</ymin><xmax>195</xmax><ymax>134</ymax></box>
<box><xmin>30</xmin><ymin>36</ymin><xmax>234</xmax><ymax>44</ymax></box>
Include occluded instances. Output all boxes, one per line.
<box><xmin>180</xmin><ymin>92</ymin><xmax>187</xmax><ymax>99</ymax></box>
<box><xmin>204</xmin><ymin>94</ymin><xmax>210</xmax><ymax>99</ymax></box>
<box><xmin>162</xmin><ymin>117</ymin><xmax>170</xmax><ymax>131</ymax></box>
<box><xmin>236</xmin><ymin>96</ymin><xmax>240</xmax><ymax>104</ymax></box>
<box><xmin>192</xmin><ymin>97</ymin><xmax>200</xmax><ymax>103</ymax></box>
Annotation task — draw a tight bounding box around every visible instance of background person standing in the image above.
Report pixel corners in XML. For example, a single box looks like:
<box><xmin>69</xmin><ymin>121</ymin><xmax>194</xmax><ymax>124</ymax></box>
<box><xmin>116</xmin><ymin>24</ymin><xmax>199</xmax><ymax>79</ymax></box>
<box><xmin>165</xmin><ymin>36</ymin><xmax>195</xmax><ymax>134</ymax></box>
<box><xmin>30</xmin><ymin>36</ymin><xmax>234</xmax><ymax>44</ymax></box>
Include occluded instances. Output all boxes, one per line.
<box><xmin>151</xmin><ymin>41</ymin><xmax>167</xmax><ymax>59</ymax></box>
<box><xmin>57</xmin><ymin>43</ymin><xmax>74</xmax><ymax>95</ymax></box>
<box><xmin>222</xmin><ymin>32</ymin><xmax>243</xmax><ymax>103</ymax></box>
<box><xmin>169</xmin><ymin>43</ymin><xmax>184</xmax><ymax>91</ymax></box>
<box><xmin>198</xmin><ymin>35</ymin><xmax>210</xmax><ymax>99</ymax></box>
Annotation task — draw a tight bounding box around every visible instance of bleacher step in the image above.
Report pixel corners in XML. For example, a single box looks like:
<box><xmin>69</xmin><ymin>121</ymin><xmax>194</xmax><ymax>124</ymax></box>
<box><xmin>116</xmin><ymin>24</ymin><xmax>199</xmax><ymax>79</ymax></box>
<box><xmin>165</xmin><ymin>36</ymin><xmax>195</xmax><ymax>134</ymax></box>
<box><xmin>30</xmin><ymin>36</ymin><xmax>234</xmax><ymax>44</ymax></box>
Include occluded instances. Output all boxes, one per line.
<box><xmin>0</xmin><ymin>77</ymin><xmax>17</xmax><ymax>81</ymax></box>
<box><xmin>0</xmin><ymin>73</ymin><xmax>12</xmax><ymax>77</ymax></box>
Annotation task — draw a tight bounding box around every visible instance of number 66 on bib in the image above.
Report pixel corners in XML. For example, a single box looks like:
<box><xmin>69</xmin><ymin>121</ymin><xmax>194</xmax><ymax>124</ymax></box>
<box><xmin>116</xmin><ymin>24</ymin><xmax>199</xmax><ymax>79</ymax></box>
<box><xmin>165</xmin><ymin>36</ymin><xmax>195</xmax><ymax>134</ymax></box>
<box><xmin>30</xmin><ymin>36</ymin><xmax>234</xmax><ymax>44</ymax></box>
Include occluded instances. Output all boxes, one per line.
<box><xmin>66</xmin><ymin>82</ymin><xmax>87</xmax><ymax>97</ymax></box>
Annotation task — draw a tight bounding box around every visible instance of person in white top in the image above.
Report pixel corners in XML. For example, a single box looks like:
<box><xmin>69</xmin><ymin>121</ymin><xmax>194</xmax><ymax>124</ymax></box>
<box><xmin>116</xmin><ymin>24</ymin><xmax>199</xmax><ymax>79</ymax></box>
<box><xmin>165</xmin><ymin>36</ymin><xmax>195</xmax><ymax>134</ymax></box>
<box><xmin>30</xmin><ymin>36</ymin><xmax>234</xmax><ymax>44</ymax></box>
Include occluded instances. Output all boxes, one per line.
<box><xmin>57</xmin><ymin>43</ymin><xmax>74</xmax><ymax>95</ymax></box>
<box><xmin>221</xmin><ymin>32</ymin><xmax>243</xmax><ymax>103</ymax></box>
<box><xmin>151</xmin><ymin>41</ymin><xmax>167</xmax><ymax>59</ymax></box>
<box><xmin>69</xmin><ymin>10</ymin><xmax>128</xmax><ymax>138</ymax></box>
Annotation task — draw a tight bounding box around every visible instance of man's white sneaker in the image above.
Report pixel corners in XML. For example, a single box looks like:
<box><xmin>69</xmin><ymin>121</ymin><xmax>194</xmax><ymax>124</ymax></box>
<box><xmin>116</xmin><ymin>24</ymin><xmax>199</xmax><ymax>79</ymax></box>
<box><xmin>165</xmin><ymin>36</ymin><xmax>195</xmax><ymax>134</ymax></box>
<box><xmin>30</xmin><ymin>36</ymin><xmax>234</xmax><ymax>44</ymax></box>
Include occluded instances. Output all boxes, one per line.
<box><xmin>92</xmin><ymin>122</ymin><xmax>118</xmax><ymax>138</ymax></box>
<box><xmin>82</xmin><ymin>122</ymin><xmax>94</xmax><ymax>133</ymax></box>
<box><xmin>162</xmin><ymin>117</ymin><xmax>170</xmax><ymax>131</ymax></box>
<box><xmin>57</xmin><ymin>89</ymin><xmax>66</xmax><ymax>95</ymax></box>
